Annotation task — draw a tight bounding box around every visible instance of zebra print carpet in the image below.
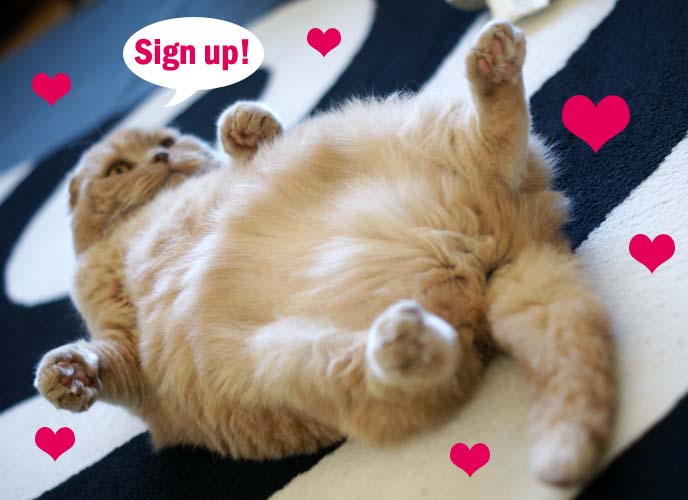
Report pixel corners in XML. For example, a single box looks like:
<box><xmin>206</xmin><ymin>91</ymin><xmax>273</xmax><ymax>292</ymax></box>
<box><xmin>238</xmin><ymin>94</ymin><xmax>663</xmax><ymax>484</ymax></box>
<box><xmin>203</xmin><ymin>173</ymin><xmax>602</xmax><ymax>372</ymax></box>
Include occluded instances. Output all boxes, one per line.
<box><xmin>1</xmin><ymin>0</ymin><xmax>686</xmax><ymax>499</ymax></box>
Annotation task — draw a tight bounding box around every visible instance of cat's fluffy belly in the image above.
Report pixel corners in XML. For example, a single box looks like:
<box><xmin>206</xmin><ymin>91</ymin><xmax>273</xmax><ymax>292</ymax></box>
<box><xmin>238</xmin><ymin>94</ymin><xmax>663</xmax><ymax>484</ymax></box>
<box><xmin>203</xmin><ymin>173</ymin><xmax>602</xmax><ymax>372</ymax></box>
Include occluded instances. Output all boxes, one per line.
<box><xmin>113</xmin><ymin>97</ymin><xmax>495</xmax><ymax>451</ymax></box>
<box><xmin>118</xmin><ymin>92</ymin><xmax>539</xmax><ymax>455</ymax></box>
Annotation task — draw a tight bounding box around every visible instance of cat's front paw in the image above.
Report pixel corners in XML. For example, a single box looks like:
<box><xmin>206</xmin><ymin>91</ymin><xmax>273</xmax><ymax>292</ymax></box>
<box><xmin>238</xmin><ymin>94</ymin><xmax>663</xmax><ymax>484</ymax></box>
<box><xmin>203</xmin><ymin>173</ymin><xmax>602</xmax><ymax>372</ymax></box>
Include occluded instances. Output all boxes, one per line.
<box><xmin>34</xmin><ymin>343</ymin><xmax>101</xmax><ymax>412</ymax></box>
<box><xmin>366</xmin><ymin>300</ymin><xmax>459</xmax><ymax>389</ymax></box>
<box><xmin>217</xmin><ymin>101</ymin><xmax>282</xmax><ymax>160</ymax></box>
<box><xmin>531</xmin><ymin>422</ymin><xmax>601</xmax><ymax>486</ymax></box>
<box><xmin>467</xmin><ymin>21</ymin><xmax>525</xmax><ymax>87</ymax></box>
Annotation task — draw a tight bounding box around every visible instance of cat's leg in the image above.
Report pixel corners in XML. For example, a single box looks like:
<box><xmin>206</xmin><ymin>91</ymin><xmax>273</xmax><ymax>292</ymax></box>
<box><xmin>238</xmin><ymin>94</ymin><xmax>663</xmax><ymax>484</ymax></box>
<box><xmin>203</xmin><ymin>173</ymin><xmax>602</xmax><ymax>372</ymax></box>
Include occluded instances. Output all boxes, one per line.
<box><xmin>247</xmin><ymin>300</ymin><xmax>467</xmax><ymax>444</ymax></box>
<box><xmin>465</xmin><ymin>21</ymin><xmax>529</xmax><ymax>189</ymax></box>
<box><xmin>35</xmin><ymin>334</ymin><xmax>144</xmax><ymax>412</ymax></box>
<box><xmin>486</xmin><ymin>244</ymin><xmax>614</xmax><ymax>485</ymax></box>
<box><xmin>216</xmin><ymin>101</ymin><xmax>283</xmax><ymax>161</ymax></box>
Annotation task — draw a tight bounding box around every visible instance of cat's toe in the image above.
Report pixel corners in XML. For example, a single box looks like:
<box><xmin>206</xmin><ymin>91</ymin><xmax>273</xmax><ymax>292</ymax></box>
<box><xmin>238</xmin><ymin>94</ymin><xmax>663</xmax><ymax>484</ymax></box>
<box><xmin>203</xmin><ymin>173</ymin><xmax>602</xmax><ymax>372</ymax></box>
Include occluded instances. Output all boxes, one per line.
<box><xmin>217</xmin><ymin>101</ymin><xmax>282</xmax><ymax>159</ymax></box>
<box><xmin>467</xmin><ymin>21</ymin><xmax>525</xmax><ymax>86</ymax></box>
<box><xmin>531</xmin><ymin>422</ymin><xmax>600</xmax><ymax>486</ymax></box>
<box><xmin>35</xmin><ymin>344</ymin><xmax>100</xmax><ymax>412</ymax></box>
<box><xmin>366</xmin><ymin>300</ymin><xmax>459</xmax><ymax>388</ymax></box>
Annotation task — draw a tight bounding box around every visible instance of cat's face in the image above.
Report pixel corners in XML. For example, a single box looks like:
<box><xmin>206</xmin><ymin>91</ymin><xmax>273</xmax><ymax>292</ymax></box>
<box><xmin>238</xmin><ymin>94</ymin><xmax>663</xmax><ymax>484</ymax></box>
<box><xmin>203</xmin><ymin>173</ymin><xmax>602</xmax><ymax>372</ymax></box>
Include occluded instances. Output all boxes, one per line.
<box><xmin>69</xmin><ymin>127</ymin><xmax>217</xmax><ymax>252</ymax></box>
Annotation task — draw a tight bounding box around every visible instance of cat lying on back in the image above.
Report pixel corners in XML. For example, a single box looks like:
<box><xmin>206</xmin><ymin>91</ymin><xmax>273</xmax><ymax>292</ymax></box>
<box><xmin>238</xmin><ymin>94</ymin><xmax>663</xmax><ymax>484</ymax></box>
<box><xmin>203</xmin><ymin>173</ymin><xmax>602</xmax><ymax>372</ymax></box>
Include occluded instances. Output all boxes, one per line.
<box><xmin>35</xmin><ymin>22</ymin><xmax>614</xmax><ymax>486</ymax></box>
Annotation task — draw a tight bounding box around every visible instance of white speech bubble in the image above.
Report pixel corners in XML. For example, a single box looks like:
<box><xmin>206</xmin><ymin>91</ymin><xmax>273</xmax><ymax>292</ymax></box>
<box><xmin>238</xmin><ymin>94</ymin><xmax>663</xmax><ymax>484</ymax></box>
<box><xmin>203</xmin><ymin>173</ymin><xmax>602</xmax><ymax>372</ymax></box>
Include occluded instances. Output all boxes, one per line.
<box><xmin>123</xmin><ymin>17</ymin><xmax>264</xmax><ymax>107</ymax></box>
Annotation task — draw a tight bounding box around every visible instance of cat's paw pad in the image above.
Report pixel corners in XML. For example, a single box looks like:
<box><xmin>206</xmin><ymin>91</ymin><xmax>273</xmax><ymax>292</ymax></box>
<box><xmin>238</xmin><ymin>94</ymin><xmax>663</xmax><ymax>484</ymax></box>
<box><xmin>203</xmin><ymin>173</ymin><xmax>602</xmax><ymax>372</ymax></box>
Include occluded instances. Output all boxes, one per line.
<box><xmin>34</xmin><ymin>344</ymin><xmax>101</xmax><ymax>412</ymax></box>
<box><xmin>366</xmin><ymin>300</ymin><xmax>459</xmax><ymax>388</ymax></box>
<box><xmin>217</xmin><ymin>101</ymin><xmax>282</xmax><ymax>159</ymax></box>
<box><xmin>531</xmin><ymin>423</ymin><xmax>600</xmax><ymax>486</ymax></box>
<box><xmin>468</xmin><ymin>21</ymin><xmax>525</xmax><ymax>85</ymax></box>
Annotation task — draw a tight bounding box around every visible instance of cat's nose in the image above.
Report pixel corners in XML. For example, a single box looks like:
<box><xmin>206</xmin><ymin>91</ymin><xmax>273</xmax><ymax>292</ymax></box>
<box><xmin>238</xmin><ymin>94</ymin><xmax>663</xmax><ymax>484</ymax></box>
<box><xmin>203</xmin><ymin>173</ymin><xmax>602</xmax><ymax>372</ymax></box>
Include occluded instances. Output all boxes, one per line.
<box><xmin>152</xmin><ymin>151</ymin><xmax>169</xmax><ymax>164</ymax></box>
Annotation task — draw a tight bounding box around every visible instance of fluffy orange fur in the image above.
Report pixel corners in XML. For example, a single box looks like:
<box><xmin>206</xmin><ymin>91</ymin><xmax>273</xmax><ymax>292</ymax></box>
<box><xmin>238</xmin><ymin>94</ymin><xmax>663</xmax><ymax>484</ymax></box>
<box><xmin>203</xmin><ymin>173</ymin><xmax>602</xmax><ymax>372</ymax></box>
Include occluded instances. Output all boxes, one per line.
<box><xmin>35</xmin><ymin>22</ymin><xmax>614</xmax><ymax>486</ymax></box>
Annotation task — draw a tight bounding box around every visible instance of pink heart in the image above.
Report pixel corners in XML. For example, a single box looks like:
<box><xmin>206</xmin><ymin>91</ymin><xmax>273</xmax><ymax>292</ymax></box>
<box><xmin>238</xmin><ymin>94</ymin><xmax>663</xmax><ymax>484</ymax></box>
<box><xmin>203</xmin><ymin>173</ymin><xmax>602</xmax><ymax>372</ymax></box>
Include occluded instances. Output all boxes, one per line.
<box><xmin>449</xmin><ymin>442</ymin><xmax>490</xmax><ymax>477</ymax></box>
<box><xmin>32</xmin><ymin>73</ymin><xmax>71</xmax><ymax>106</ymax></box>
<box><xmin>629</xmin><ymin>234</ymin><xmax>675</xmax><ymax>273</ymax></box>
<box><xmin>307</xmin><ymin>28</ymin><xmax>341</xmax><ymax>57</ymax></box>
<box><xmin>35</xmin><ymin>426</ymin><xmax>75</xmax><ymax>461</ymax></box>
<box><xmin>562</xmin><ymin>95</ymin><xmax>629</xmax><ymax>152</ymax></box>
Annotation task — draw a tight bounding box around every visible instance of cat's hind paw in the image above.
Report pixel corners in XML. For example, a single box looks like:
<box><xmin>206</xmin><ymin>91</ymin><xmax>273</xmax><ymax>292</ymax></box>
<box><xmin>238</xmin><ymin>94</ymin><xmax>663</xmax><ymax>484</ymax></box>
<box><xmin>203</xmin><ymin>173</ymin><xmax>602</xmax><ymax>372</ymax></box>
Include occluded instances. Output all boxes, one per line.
<box><xmin>217</xmin><ymin>101</ymin><xmax>282</xmax><ymax>160</ymax></box>
<box><xmin>366</xmin><ymin>300</ymin><xmax>459</xmax><ymax>390</ymax></box>
<box><xmin>34</xmin><ymin>343</ymin><xmax>101</xmax><ymax>412</ymax></box>
<box><xmin>467</xmin><ymin>21</ymin><xmax>525</xmax><ymax>87</ymax></box>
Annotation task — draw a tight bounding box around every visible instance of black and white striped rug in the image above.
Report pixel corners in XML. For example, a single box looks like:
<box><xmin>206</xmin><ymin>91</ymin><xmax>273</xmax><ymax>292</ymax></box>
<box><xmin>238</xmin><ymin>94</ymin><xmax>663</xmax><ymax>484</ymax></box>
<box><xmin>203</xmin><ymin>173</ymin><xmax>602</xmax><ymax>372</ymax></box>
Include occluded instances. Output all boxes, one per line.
<box><xmin>1</xmin><ymin>0</ymin><xmax>686</xmax><ymax>498</ymax></box>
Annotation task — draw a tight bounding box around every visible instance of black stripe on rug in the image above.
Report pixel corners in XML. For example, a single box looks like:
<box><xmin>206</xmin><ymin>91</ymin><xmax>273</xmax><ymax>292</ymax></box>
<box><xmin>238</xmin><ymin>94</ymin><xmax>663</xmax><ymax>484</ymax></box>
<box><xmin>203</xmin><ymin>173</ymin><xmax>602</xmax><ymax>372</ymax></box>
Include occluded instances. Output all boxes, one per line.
<box><xmin>578</xmin><ymin>392</ymin><xmax>688</xmax><ymax>500</ymax></box>
<box><xmin>36</xmin><ymin>434</ymin><xmax>341</xmax><ymax>500</ymax></box>
<box><xmin>530</xmin><ymin>0</ymin><xmax>688</xmax><ymax>249</ymax></box>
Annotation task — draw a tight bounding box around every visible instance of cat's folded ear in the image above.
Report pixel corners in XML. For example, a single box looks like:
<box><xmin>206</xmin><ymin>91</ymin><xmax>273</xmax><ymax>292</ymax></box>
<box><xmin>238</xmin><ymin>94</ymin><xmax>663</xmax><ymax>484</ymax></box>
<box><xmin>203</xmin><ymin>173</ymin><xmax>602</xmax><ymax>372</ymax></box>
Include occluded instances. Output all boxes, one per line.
<box><xmin>68</xmin><ymin>175</ymin><xmax>81</xmax><ymax>210</ymax></box>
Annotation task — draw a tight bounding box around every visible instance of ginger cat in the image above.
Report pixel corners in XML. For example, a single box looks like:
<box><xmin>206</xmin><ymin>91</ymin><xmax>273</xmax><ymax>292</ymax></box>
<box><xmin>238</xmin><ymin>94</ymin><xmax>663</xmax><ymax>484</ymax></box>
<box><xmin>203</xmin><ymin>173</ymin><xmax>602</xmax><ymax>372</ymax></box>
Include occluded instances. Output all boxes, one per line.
<box><xmin>35</xmin><ymin>22</ymin><xmax>614</xmax><ymax>486</ymax></box>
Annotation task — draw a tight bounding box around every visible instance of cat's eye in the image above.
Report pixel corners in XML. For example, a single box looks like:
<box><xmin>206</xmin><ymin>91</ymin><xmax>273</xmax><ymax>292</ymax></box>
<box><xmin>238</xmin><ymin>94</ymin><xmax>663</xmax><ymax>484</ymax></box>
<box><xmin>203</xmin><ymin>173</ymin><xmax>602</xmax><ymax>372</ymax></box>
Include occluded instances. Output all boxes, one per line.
<box><xmin>160</xmin><ymin>137</ymin><xmax>175</xmax><ymax>148</ymax></box>
<box><xmin>106</xmin><ymin>161</ymin><xmax>133</xmax><ymax>177</ymax></box>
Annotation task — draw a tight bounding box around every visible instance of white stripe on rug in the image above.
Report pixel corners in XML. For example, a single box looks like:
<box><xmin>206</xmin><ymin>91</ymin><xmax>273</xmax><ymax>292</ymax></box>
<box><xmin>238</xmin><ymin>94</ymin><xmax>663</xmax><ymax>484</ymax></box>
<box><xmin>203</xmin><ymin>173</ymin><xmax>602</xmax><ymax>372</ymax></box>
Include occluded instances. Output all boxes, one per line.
<box><xmin>0</xmin><ymin>397</ymin><xmax>146</xmax><ymax>500</ymax></box>
<box><xmin>576</xmin><ymin>134</ymin><xmax>688</xmax><ymax>456</ymax></box>
<box><xmin>251</xmin><ymin>0</ymin><xmax>374</xmax><ymax>129</ymax></box>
